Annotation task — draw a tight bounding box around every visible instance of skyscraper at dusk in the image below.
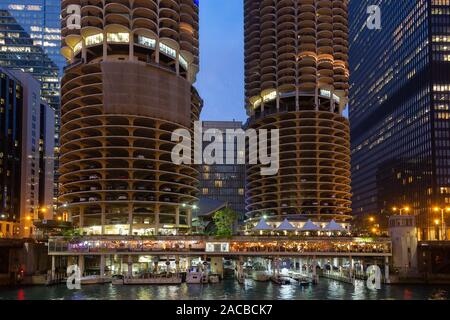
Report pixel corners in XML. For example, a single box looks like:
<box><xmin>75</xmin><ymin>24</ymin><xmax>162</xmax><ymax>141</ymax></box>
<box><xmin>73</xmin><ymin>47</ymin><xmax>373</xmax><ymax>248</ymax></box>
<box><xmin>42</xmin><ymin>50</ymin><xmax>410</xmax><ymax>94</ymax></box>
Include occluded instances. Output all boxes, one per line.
<box><xmin>0</xmin><ymin>67</ymin><xmax>55</xmax><ymax>238</ymax></box>
<box><xmin>0</xmin><ymin>1</ymin><xmax>65</xmax><ymax>204</ymax></box>
<box><xmin>349</xmin><ymin>0</ymin><xmax>450</xmax><ymax>240</ymax></box>
<box><xmin>199</xmin><ymin>121</ymin><xmax>246</xmax><ymax>222</ymax></box>
<box><xmin>58</xmin><ymin>0</ymin><xmax>202</xmax><ymax>236</ymax></box>
<box><xmin>243</xmin><ymin>0</ymin><xmax>352</xmax><ymax>227</ymax></box>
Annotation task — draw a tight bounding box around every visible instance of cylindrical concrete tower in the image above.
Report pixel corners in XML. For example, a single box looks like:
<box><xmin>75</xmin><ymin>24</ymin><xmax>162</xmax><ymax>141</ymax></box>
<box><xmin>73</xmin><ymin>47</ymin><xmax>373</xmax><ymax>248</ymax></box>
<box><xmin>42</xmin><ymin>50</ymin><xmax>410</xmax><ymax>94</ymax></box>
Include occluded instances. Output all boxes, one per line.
<box><xmin>58</xmin><ymin>0</ymin><xmax>201</xmax><ymax>235</ymax></box>
<box><xmin>244</xmin><ymin>0</ymin><xmax>351</xmax><ymax>226</ymax></box>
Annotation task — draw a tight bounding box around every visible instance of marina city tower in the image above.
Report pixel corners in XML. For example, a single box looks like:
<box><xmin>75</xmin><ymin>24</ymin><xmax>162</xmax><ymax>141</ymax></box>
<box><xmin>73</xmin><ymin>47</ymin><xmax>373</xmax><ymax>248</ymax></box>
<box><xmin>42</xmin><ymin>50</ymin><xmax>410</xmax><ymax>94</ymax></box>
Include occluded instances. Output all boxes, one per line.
<box><xmin>58</xmin><ymin>0</ymin><xmax>201</xmax><ymax>235</ymax></box>
<box><xmin>244</xmin><ymin>0</ymin><xmax>352</xmax><ymax>227</ymax></box>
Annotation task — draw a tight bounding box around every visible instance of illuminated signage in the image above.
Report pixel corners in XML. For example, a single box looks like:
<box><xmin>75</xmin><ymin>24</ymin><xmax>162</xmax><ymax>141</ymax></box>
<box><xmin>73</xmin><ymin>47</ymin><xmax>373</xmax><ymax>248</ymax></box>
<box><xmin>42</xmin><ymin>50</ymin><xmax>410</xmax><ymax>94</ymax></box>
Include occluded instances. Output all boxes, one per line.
<box><xmin>205</xmin><ymin>242</ymin><xmax>229</xmax><ymax>252</ymax></box>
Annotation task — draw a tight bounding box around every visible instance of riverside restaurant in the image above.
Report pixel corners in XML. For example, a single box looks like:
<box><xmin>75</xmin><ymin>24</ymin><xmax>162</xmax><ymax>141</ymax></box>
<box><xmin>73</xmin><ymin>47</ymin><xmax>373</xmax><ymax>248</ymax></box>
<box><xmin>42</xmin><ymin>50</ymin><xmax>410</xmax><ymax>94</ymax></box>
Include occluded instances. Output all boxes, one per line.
<box><xmin>48</xmin><ymin>236</ymin><xmax>391</xmax><ymax>256</ymax></box>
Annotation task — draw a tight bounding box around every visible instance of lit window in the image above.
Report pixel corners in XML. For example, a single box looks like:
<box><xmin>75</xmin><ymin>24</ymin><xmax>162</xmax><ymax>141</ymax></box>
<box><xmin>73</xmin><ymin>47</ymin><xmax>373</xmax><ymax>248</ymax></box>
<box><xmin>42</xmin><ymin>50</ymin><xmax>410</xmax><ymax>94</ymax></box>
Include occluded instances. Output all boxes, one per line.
<box><xmin>138</xmin><ymin>35</ymin><xmax>156</xmax><ymax>49</ymax></box>
<box><xmin>107</xmin><ymin>32</ymin><xmax>129</xmax><ymax>44</ymax></box>
<box><xmin>85</xmin><ymin>33</ymin><xmax>103</xmax><ymax>46</ymax></box>
<box><xmin>179</xmin><ymin>54</ymin><xmax>188</xmax><ymax>70</ymax></box>
<box><xmin>160</xmin><ymin>43</ymin><xmax>176</xmax><ymax>58</ymax></box>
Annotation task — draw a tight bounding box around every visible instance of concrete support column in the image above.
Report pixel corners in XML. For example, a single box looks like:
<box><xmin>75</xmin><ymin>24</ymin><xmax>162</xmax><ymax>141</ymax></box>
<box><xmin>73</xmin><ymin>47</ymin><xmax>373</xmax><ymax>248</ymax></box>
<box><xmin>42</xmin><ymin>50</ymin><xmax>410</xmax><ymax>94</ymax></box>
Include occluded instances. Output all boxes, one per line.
<box><xmin>175</xmin><ymin>206</ymin><xmax>180</xmax><ymax>230</ymax></box>
<box><xmin>187</xmin><ymin>208</ymin><xmax>192</xmax><ymax>230</ymax></box>
<box><xmin>129</xmin><ymin>36</ymin><xmax>134</xmax><ymax>60</ymax></box>
<box><xmin>79</xmin><ymin>207</ymin><xmax>85</xmax><ymax>229</ymax></box>
<box><xmin>349</xmin><ymin>256</ymin><xmax>354</xmax><ymax>280</ymax></box>
<box><xmin>119</xmin><ymin>255</ymin><xmax>123</xmax><ymax>275</ymax></box>
<box><xmin>100</xmin><ymin>255</ymin><xmax>105</xmax><ymax>277</ymax></box>
<box><xmin>51</xmin><ymin>255</ymin><xmax>56</xmax><ymax>281</ymax></box>
<box><xmin>78</xmin><ymin>255</ymin><xmax>85</xmax><ymax>277</ymax></box>
<box><xmin>175</xmin><ymin>256</ymin><xmax>180</xmax><ymax>274</ymax></box>
<box><xmin>103</xmin><ymin>33</ymin><xmax>107</xmax><ymax>59</ymax></box>
<box><xmin>128</xmin><ymin>203</ymin><xmax>133</xmax><ymax>235</ymax></box>
<box><xmin>127</xmin><ymin>255</ymin><xmax>133</xmax><ymax>277</ymax></box>
<box><xmin>384</xmin><ymin>256</ymin><xmax>390</xmax><ymax>284</ymax></box>
<box><xmin>101</xmin><ymin>204</ymin><xmax>106</xmax><ymax>235</ymax></box>
<box><xmin>155</xmin><ymin>204</ymin><xmax>160</xmax><ymax>235</ymax></box>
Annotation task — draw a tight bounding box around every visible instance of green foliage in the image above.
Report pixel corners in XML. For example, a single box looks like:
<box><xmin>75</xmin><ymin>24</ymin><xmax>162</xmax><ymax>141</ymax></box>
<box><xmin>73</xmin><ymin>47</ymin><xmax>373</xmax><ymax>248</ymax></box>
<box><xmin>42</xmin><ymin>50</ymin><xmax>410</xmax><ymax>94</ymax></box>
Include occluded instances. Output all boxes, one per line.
<box><xmin>62</xmin><ymin>228</ymin><xmax>82</xmax><ymax>239</ymax></box>
<box><xmin>212</xmin><ymin>207</ymin><xmax>238</xmax><ymax>237</ymax></box>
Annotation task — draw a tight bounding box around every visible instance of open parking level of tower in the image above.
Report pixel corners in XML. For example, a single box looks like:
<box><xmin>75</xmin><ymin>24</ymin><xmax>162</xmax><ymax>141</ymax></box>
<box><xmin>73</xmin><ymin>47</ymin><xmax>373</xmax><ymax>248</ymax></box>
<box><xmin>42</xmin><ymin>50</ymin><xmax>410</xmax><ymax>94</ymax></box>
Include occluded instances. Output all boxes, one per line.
<box><xmin>48</xmin><ymin>236</ymin><xmax>391</xmax><ymax>257</ymax></box>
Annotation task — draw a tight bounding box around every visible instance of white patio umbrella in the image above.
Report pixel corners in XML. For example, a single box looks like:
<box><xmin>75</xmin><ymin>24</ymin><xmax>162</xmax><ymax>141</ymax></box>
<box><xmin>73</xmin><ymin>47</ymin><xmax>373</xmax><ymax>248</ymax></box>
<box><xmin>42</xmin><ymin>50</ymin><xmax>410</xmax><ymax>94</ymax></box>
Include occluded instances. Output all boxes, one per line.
<box><xmin>301</xmin><ymin>219</ymin><xmax>321</xmax><ymax>231</ymax></box>
<box><xmin>252</xmin><ymin>218</ymin><xmax>273</xmax><ymax>231</ymax></box>
<box><xmin>276</xmin><ymin>218</ymin><xmax>296</xmax><ymax>231</ymax></box>
<box><xmin>323</xmin><ymin>219</ymin><xmax>345</xmax><ymax>232</ymax></box>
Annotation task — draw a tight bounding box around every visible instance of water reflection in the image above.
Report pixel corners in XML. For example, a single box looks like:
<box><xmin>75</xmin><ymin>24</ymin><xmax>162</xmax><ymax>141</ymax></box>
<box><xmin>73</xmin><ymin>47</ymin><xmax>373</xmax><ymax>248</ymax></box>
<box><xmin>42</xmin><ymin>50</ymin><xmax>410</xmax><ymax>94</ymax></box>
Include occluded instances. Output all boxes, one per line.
<box><xmin>0</xmin><ymin>279</ymin><xmax>448</xmax><ymax>300</ymax></box>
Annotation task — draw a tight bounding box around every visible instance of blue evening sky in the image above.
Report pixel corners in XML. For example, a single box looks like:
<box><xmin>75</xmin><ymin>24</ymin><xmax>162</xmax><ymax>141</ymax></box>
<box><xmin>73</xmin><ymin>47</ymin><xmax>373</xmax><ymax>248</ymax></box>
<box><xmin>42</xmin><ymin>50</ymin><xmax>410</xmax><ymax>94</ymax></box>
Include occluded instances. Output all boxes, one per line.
<box><xmin>196</xmin><ymin>0</ymin><xmax>246</xmax><ymax>122</ymax></box>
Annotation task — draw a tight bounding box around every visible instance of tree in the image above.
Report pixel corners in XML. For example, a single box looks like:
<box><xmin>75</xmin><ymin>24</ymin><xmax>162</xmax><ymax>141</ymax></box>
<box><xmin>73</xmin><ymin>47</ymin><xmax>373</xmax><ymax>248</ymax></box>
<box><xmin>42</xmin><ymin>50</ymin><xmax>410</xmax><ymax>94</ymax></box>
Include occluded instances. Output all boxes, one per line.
<box><xmin>212</xmin><ymin>208</ymin><xmax>238</xmax><ymax>237</ymax></box>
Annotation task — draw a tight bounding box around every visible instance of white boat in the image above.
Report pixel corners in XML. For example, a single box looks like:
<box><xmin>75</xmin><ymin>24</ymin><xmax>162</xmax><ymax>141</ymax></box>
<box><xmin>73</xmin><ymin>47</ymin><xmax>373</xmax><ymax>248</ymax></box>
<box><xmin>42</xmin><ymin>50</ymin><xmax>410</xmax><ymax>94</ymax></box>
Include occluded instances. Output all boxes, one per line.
<box><xmin>186</xmin><ymin>272</ymin><xmax>202</xmax><ymax>284</ymax></box>
<box><xmin>252</xmin><ymin>271</ymin><xmax>271</xmax><ymax>282</ymax></box>
<box><xmin>209</xmin><ymin>274</ymin><xmax>220</xmax><ymax>283</ymax></box>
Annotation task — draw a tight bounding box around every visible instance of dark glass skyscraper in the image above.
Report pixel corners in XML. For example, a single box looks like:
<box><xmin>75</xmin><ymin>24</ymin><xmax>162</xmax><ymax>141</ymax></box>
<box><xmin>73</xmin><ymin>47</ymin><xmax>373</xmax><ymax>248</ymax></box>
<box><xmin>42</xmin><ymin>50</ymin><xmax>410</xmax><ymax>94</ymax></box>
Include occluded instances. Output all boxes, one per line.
<box><xmin>0</xmin><ymin>1</ymin><xmax>64</xmax><ymax>205</ymax></box>
<box><xmin>199</xmin><ymin>121</ymin><xmax>246</xmax><ymax>222</ymax></box>
<box><xmin>349</xmin><ymin>0</ymin><xmax>450</xmax><ymax>240</ymax></box>
<box><xmin>0</xmin><ymin>67</ymin><xmax>55</xmax><ymax>238</ymax></box>
<box><xmin>0</xmin><ymin>2</ymin><xmax>62</xmax><ymax>115</ymax></box>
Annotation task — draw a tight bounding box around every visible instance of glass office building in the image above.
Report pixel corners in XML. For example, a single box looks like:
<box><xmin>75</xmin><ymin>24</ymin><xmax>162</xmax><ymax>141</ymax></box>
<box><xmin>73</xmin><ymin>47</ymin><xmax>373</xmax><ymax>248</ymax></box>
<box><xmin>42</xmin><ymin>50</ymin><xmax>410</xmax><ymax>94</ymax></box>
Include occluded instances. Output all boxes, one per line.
<box><xmin>0</xmin><ymin>67</ymin><xmax>55</xmax><ymax>238</ymax></box>
<box><xmin>349</xmin><ymin>0</ymin><xmax>450</xmax><ymax>240</ymax></box>
<box><xmin>0</xmin><ymin>1</ymin><xmax>63</xmax><ymax>112</ymax></box>
<box><xmin>199</xmin><ymin>121</ymin><xmax>246</xmax><ymax>222</ymax></box>
<box><xmin>0</xmin><ymin>1</ymin><xmax>64</xmax><ymax>205</ymax></box>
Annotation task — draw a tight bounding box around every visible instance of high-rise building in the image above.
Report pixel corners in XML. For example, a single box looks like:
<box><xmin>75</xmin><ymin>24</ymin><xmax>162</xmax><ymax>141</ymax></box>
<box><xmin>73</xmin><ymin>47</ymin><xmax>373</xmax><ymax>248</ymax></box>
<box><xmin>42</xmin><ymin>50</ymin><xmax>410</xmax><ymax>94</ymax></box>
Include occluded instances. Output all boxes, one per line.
<box><xmin>349</xmin><ymin>0</ymin><xmax>450</xmax><ymax>240</ymax></box>
<box><xmin>0</xmin><ymin>3</ymin><xmax>62</xmax><ymax>121</ymax></box>
<box><xmin>243</xmin><ymin>0</ymin><xmax>352</xmax><ymax>227</ymax></box>
<box><xmin>0</xmin><ymin>67</ymin><xmax>54</xmax><ymax>238</ymax></box>
<box><xmin>58</xmin><ymin>0</ymin><xmax>202</xmax><ymax>236</ymax></box>
<box><xmin>0</xmin><ymin>3</ymin><xmax>64</xmax><ymax>205</ymax></box>
<box><xmin>199</xmin><ymin>121</ymin><xmax>246</xmax><ymax>222</ymax></box>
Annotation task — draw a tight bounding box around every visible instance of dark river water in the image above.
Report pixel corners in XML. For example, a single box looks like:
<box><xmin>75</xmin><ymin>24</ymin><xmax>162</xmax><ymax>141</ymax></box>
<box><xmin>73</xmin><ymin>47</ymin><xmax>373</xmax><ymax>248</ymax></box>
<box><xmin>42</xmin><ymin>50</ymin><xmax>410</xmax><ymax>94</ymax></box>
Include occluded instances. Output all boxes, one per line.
<box><xmin>0</xmin><ymin>279</ymin><xmax>449</xmax><ymax>300</ymax></box>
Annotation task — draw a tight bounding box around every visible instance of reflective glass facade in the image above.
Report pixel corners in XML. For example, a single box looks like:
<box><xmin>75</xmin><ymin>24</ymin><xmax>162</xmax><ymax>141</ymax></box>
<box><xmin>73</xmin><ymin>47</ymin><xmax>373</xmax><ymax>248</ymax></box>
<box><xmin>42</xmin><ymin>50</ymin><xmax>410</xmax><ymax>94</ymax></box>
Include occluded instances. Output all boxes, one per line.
<box><xmin>0</xmin><ymin>68</ymin><xmax>22</xmax><ymax>224</ymax></box>
<box><xmin>0</xmin><ymin>1</ymin><xmax>64</xmax><ymax>203</ymax></box>
<box><xmin>0</xmin><ymin>1</ymin><xmax>62</xmax><ymax>112</ymax></box>
<box><xmin>349</xmin><ymin>0</ymin><xmax>450</xmax><ymax>240</ymax></box>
